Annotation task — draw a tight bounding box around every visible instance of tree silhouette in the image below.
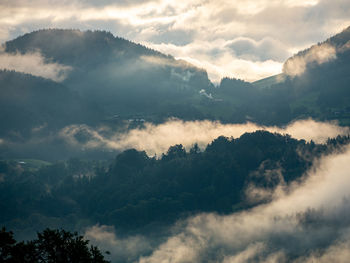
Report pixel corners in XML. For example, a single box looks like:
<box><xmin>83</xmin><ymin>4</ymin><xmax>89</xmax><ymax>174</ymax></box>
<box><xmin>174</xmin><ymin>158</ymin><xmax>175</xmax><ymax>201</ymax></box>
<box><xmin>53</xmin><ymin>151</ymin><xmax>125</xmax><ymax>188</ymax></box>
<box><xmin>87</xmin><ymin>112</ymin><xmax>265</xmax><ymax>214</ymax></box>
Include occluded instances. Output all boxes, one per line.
<box><xmin>0</xmin><ymin>227</ymin><xmax>109</xmax><ymax>263</ymax></box>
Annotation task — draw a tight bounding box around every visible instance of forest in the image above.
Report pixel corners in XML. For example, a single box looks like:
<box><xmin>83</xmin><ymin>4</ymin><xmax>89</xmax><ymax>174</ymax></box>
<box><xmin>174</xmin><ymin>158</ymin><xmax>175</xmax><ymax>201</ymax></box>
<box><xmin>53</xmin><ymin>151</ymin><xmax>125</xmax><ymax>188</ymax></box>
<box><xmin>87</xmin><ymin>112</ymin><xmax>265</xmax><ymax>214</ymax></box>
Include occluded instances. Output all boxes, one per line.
<box><xmin>1</xmin><ymin>131</ymin><xmax>349</xmax><ymax>238</ymax></box>
<box><xmin>1</xmin><ymin>24</ymin><xmax>350</xmax><ymax>262</ymax></box>
<box><xmin>0</xmin><ymin>227</ymin><xmax>109</xmax><ymax>262</ymax></box>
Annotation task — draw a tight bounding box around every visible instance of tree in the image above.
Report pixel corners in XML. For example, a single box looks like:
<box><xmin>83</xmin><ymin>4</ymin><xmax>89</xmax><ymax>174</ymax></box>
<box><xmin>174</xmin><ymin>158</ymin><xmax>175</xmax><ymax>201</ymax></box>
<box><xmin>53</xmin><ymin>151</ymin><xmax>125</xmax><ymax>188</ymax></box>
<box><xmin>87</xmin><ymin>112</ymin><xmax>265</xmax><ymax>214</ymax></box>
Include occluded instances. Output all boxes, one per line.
<box><xmin>163</xmin><ymin>144</ymin><xmax>186</xmax><ymax>161</ymax></box>
<box><xmin>0</xmin><ymin>228</ymin><xmax>110</xmax><ymax>263</ymax></box>
<box><xmin>189</xmin><ymin>143</ymin><xmax>200</xmax><ymax>155</ymax></box>
<box><xmin>0</xmin><ymin>227</ymin><xmax>16</xmax><ymax>262</ymax></box>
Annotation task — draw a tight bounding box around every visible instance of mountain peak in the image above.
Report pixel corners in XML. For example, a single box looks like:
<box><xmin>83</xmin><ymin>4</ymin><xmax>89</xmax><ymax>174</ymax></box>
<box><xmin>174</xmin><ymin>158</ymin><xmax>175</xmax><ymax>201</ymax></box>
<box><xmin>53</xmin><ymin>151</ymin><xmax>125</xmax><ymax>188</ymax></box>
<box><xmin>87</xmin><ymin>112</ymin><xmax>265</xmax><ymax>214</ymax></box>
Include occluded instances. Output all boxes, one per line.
<box><xmin>282</xmin><ymin>25</ymin><xmax>350</xmax><ymax>77</ymax></box>
<box><xmin>3</xmin><ymin>29</ymin><xmax>174</xmax><ymax>76</ymax></box>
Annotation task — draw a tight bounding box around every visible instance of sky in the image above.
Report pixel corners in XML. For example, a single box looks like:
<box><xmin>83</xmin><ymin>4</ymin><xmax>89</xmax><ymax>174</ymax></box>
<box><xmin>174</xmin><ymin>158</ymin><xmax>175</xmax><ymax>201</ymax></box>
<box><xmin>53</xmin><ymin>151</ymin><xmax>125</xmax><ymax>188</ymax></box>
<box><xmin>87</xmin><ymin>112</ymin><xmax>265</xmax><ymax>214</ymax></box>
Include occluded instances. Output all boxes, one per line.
<box><xmin>0</xmin><ymin>0</ymin><xmax>350</xmax><ymax>82</ymax></box>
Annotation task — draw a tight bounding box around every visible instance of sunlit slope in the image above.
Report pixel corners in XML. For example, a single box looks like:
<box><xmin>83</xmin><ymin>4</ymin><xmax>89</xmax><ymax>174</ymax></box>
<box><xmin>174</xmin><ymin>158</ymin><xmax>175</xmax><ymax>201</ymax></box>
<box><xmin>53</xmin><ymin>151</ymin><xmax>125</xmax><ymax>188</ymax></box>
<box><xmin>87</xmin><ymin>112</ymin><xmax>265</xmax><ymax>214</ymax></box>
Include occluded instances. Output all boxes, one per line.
<box><xmin>252</xmin><ymin>73</ymin><xmax>286</xmax><ymax>88</ymax></box>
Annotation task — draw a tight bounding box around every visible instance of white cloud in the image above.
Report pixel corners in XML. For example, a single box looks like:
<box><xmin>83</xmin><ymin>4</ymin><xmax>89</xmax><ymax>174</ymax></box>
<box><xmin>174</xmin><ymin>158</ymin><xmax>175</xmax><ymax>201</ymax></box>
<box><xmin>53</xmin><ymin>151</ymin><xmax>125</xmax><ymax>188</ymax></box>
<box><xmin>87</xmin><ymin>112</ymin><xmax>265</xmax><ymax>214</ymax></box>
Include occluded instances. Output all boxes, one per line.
<box><xmin>300</xmin><ymin>240</ymin><xmax>350</xmax><ymax>263</ymax></box>
<box><xmin>0</xmin><ymin>0</ymin><xmax>349</xmax><ymax>82</ymax></box>
<box><xmin>226</xmin><ymin>37</ymin><xmax>290</xmax><ymax>62</ymax></box>
<box><xmin>177</xmin><ymin>55</ymin><xmax>282</xmax><ymax>83</ymax></box>
<box><xmin>138</xmin><ymin>145</ymin><xmax>350</xmax><ymax>262</ymax></box>
<box><xmin>0</xmin><ymin>50</ymin><xmax>72</xmax><ymax>81</ymax></box>
<box><xmin>283</xmin><ymin>43</ymin><xmax>337</xmax><ymax>76</ymax></box>
<box><xmin>84</xmin><ymin>225</ymin><xmax>152</xmax><ymax>262</ymax></box>
<box><xmin>79</xmin><ymin>144</ymin><xmax>350</xmax><ymax>262</ymax></box>
<box><xmin>146</xmin><ymin>40</ymin><xmax>284</xmax><ymax>82</ymax></box>
<box><xmin>59</xmin><ymin>119</ymin><xmax>349</xmax><ymax>156</ymax></box>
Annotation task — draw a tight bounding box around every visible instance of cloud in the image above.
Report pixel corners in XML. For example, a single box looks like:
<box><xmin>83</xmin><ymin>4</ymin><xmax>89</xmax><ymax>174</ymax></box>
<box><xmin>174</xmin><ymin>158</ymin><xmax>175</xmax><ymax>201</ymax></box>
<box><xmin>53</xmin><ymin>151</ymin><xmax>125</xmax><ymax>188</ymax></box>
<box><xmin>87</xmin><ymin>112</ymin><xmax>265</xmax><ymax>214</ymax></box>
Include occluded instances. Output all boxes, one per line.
<box><xmin>137</xmin><ymin>145</ymin><xmax>350</xmax><ymax>262</ymax></box>
<box><xmin>78</xmin><ymin>145</ymin><xmax>350</xmax><ymax>262</ymax></box>
<box><xmin>199</xmin><ymin>89</ymin><xmax>213</xmax><ymax>99</ymax></box>
<box><xmin>1</xmin><ymin>0</ymin><xmax>350</xmax><ymax>82</ymax></box>
<box><xmin>145</xmin><ymin>41</ymin><xmax>283</xmax><ymax>83</ymax></box>
<box><xmin>140</xmin><ymin>55</ymin><xmax>192</xmax><ymax>70</ymax></box>
<box><xmin>299</xmin><ymin>240</ymin><xmax>350</xmax><ymax>263</ymax></box>
<box><xmin>244</xmin><ymin>163</ymin><xmax>286</xmax><ymax>204</ymax></box>
<box><xmin>171</xmin><ymin>68</ymin><xmax>195</xmax><ymax>82</ymax></box>
<box><xmin>79</xmin><ymin>0</ymin><xmax>158</xmax><ymax>8</ymax></box>
<box><xmin>226</xmin><ymin>37</ymin><xmax>290</xmax><ymax>62</ymax></box>
<box><xmin>283</xmin><ymin>43</ymin><xmax>337</xmax><ymax>76</ymax></box>
<box><xmin>84</xmin><ymin>225</ymin><xmax>152</xmax><ymax>262</ymax></box>
<box><xmin>59</xmin><ymin>119</ymin><xmax>350</xmax><ymax>156</ymax></box>
<box><xmin>177</xmin><ymin>53</ymin><xmax>283</xmax><ymax>83</ymax></box>
<box><xmin>0</xmin><ymin>50</ymin><xmax>72</xmax><ymax>81</ymax></box>
<box><xmin>222</xmin><ymin>243</ymin><xmax>285</xmax><ymax>263</ymax></box>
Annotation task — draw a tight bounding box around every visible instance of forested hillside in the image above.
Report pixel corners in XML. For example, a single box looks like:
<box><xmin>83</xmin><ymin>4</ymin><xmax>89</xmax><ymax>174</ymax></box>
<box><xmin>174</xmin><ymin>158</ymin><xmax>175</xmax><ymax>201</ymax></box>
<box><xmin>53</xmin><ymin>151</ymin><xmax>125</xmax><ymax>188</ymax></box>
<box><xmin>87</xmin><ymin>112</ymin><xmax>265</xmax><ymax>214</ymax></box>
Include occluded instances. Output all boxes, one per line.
<box><xmin>0</xmin><ymin>70</ymin><xmax>102</xmax><ymax>137</ymax></box>
<box><xmin>2</xmin><ymin>131</ymin><xmax>349</xmax><ymax>239</ymax></box>
<box><xmin>2</xmin><ymin>28</ymin><xmax>350</xmax><ymax>161</ymax></box>
<box><xmin>249</xmin><ymin>26</ymin><xmax>350</xmax><ymax>125</ymax></box>
<box><xmin>4</xmin><ymin>29</ymin><xmax>213</xmax><ymax>120</ymax></box>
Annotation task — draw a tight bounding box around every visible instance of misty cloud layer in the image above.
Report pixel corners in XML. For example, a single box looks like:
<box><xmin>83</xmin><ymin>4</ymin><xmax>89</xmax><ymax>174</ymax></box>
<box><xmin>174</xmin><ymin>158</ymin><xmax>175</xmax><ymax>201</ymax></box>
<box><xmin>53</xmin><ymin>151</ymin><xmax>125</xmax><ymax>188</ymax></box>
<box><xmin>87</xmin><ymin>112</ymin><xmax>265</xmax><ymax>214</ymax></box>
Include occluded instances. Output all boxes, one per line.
<box><xmin>0</xmin><ymin>50</ymin><xmax>72</xmax><ymax>81</ymax></box>
<box><xmin>148</xmin><ymin>41</ymin><xmax>283</xmax><ymax>83</ymax></box>
<box><xmin>1</xmin><ymin>0</ymin><xmax>349</xmax><ymax>81</ymax></box>
<box><xmin>283</xmin><ymin>43</ymin><xmax>337</xmax><ymax>76</ymax></box>
<box><xmin>60</xmin><ymin>119</ymin><xmax>350</xmax><ymax>156</ymax></box>
<box><xmin>84</xmin><ymin>143</ymin><xmax>350</xmax><ymax>262</ymax></box>
<box><xmin>84</xmin><ymin>225</ymin><xmax>152</xmax><ymax>262</ymax></box>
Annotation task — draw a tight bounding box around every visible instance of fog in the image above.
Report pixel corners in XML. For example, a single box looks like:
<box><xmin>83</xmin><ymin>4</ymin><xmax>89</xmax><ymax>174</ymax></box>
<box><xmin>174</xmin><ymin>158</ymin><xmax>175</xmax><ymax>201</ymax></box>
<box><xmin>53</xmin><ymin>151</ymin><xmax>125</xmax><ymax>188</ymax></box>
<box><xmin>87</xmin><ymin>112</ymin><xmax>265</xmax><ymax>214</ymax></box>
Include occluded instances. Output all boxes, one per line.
<box><xmin>85</xmin><ymin>144</ymin><xmax>350</xmax><ymax>262</ymax></box>
<box><xmin>61</xmin><ymin>119</ymin><xmax>349</xmax><ymax>156</ymax></box>
<box><xmin>84</xmin><ymin>225</ymin><xmax>152</xmax><ymax>262</ymax></box>
<box><xmin>283</xmin><ymin>43</ymin><xmax>337</xmax><ymax>76</ymax></box>
<box><xmin>0</xmin><ymin>49</ymin><xmax>72</xmax><ymax>81</ymax></box>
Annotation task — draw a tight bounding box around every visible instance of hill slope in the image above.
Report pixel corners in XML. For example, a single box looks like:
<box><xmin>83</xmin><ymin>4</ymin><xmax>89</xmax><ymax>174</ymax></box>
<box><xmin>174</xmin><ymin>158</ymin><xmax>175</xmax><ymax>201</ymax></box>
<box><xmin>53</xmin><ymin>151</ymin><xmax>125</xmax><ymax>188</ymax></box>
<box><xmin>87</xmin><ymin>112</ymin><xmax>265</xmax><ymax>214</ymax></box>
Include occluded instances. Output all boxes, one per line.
<box><xmin>4</xmin><ymin>29</ymin><xmax>213</xmax><ymax>118</ymax></box>
<box><xmin>214</xmin><ymin>26</ymin><xmax>350</xmax><ymax>125</ymax></box>
<box><xmin>0</xmin><ymin>70</ymin><xmax>101</xmax><ymax>137</ymax></box>
<box><xmin>1</xmin><ymin>27</ymin><xmax>350</xmax><ymax>160</ymax></box>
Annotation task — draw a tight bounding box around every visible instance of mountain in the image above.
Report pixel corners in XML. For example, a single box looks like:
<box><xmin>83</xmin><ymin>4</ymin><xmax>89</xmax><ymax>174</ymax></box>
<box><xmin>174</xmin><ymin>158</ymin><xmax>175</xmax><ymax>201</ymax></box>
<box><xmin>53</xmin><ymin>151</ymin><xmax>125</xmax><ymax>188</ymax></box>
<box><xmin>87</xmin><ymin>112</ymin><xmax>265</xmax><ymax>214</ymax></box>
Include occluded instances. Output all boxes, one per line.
<box><xmin>4</xmin><ymin>29</ymin><xmax>213</xmax><ymax>119</ymax></box>
<box><xmin>2</xmin><ymin>131</ymin><xmax>346</xmax><ymax>239</ymax></box>
<box><xmin>1</xmin><ymin>27</ymin><xmax>350</xmax><ymax>160</ymax></box>
<box><xmin>3</xmin><ymin>27</ymin><xmax>350</xmax><ymax>127</ymax></box>
<box><xmin>252</xmin><ymin>73</ymin><xmax>286</xmax><ymax>88</ymax></box>
<box><xmin>2</xmin><ymin>27</ymin><xmax>350</xmax><ymax>263</ymax></box>
<box><xmin>253</xmin><ymin>26</ymin><xmax>350</xmax><ymax>89</ymax></box>
<box><xmin>214</xmin><ymin>26</ymin><xmax>350</xmax><ymax>125</ymax></box>
<box><xmin>0</xmin><ymin>29</ymin><xmax>217</xmax><ymax>159</ymax></box>
<box><xmin>282</xmin><ymin>26</ymin><xmax>350</xmax><ymax>124</ymax></box>
<box><xmin>0</xmin><ymin>70</ymin><xmax>101</xmax><ymax>137</ymax></box>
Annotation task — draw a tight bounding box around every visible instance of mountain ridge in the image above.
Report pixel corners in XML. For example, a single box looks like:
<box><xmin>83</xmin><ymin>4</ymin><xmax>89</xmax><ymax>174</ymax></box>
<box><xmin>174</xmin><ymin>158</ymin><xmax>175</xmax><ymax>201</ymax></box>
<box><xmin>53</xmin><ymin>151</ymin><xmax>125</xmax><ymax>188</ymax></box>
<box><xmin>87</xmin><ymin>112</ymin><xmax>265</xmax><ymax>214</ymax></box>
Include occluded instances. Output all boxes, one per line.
<box><xmin>1</xmin><ymin>27</ymin><xmax>350</xmax><ymax>160</ymax></box>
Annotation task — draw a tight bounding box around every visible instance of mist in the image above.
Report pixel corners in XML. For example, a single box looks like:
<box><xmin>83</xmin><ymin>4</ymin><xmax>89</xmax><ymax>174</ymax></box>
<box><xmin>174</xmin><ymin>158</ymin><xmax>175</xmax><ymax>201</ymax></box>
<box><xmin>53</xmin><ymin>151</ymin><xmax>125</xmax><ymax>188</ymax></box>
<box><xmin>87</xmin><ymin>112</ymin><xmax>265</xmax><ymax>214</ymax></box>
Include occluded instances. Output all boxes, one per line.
<box><xmin>84</xmin><ymin>225</ymin><xmax>153</xmax><ymax>263</ymax></box>
<box><xmin>0</xmin><ymin>49</ymin><xmax>72</xmax><ymax>81</ymax></box>
<box><xmin>283</xmin><ymin>43</ymin><xmax>337</xmax><ymax>76</ymax></box>
<box><xmin>84</xmin><ymin>143</ymin><xmax>350</xmax><ymax>262</ymax></box>
<box><xmin>60</xmin><ymin>118</ymin><xmax>349</xmax><ymax>156</ymax></box>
